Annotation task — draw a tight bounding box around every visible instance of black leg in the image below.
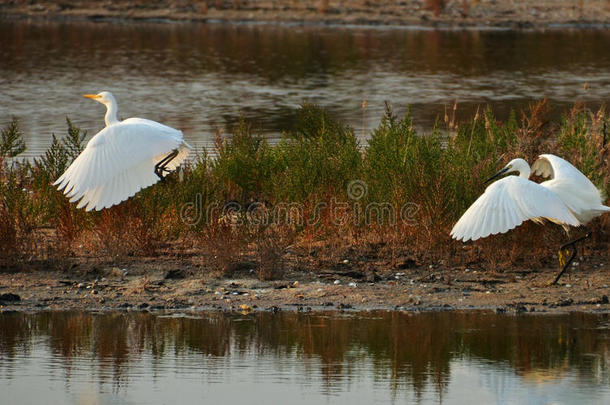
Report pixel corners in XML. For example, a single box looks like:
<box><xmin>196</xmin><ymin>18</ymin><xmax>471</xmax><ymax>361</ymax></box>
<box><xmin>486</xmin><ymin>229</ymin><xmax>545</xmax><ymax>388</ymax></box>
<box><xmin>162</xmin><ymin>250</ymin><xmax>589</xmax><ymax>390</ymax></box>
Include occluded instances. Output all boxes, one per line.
<box><xmin>552</xmin><ymin>228</ymin><xmax>592</xmax><ymax>285</ymax></box>
<box><xmin>154</xmin><ymin>150</ymin><xmax>179</xmax><ymax>181</ymax></box>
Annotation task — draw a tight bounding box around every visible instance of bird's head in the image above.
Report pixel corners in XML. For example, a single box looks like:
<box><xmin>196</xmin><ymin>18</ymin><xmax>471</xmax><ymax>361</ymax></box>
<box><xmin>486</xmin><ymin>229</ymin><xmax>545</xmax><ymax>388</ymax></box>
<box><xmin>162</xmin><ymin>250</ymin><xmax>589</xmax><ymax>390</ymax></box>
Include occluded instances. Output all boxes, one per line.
<box><xmin>83</xmin><ymin>91</ymin><xmax>115</xmax><ymax>106</ymax></box>
<box><xmin>485</xmin><ymin>158</ymin><xmax>530</xmax><ymax>184</ymax></box>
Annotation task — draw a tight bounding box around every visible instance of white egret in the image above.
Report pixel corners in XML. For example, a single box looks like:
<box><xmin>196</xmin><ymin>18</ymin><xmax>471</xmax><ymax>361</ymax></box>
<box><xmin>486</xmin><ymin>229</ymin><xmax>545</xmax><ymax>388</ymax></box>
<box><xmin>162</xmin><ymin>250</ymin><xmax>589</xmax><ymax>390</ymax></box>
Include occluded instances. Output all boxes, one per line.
<box><xmin>451</xmin><ymin>154</ymin><xmax>609</xmax><ymax>284</ymax></box>
<box><xmin>54</xmin><ymin>91</ymin><xmax>192</xmax><ymax>211</ymax></box>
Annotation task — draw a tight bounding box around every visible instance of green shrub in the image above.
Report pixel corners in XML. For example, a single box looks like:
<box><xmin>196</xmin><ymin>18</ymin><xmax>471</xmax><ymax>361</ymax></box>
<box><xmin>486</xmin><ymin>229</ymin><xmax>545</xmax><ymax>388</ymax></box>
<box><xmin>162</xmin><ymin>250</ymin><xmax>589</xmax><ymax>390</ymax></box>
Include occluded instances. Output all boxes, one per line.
<box><xmin>272</xmin><ymin>104</ymin><xmax>362</xmax><ymax>202</ymax></box>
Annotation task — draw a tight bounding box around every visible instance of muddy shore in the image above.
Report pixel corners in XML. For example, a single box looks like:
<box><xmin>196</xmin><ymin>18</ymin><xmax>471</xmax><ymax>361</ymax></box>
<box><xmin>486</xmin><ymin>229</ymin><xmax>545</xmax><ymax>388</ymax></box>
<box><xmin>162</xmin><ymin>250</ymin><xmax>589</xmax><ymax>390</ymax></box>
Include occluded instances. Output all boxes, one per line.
<box><xmin>1</xmin><ymin>257</ymin><xmax>609</xmax><ymax>314</ymax></box>
<box><xmin>1</xmin><ymin>0</ymin><xmax>609</xmax><ymax>29</ymax></box>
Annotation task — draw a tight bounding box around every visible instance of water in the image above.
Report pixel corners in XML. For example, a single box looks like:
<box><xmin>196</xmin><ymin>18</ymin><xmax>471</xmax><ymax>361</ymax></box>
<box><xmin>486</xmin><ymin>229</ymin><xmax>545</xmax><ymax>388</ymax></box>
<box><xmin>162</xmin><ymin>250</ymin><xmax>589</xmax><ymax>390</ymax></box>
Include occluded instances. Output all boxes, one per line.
<box><xmin>2</xmin><ymin>21</ymin><xmax>610</xmax><ymax>158</ymax></box>
<box><xmin>0</xmin><ymin>311</ymin><xmax>609</xmax><ymax>405</ymax></box>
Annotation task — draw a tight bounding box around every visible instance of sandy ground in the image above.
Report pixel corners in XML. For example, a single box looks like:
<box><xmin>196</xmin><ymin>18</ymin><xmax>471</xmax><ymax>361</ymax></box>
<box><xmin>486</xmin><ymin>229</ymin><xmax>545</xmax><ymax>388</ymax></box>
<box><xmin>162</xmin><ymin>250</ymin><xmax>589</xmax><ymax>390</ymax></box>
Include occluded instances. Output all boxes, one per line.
<box><xmin>1</xmin><ymin>257</ymin><xmax>608</xmax><ymax>314</ymax></box>
<box><xmin>1</xmin><ymin>0</ymin><xmax>609</xmax><ymax>28</ymax></box>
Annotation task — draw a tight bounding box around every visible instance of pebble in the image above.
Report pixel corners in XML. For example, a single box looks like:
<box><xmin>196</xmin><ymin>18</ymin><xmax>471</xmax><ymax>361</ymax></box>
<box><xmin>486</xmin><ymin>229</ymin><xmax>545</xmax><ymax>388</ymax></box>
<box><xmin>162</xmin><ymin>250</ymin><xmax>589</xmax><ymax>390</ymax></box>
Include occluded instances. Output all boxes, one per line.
<box><xmin>333</xmin><ymin>280</ymin><xmax>341</xmax><ymax>285</ymax></box>
<box><xmin>0</xmin><ymin>293</ymin><xmax>21</xmax><ymax>302</ymax></box>
<box><xmin>348</xmin><ymin>282</ymin><xmax>357</xmax><ymax>288</ymax></box>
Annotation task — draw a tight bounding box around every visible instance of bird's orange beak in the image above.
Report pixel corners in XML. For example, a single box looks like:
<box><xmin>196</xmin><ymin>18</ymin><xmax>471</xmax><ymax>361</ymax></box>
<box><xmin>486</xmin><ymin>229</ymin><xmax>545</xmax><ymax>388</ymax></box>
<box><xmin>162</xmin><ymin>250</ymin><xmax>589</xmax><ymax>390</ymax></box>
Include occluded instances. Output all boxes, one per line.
<box><xmin>83</xmin><ymin>94</ymin><xmax>99</xmax><ymax>100</ymax></box>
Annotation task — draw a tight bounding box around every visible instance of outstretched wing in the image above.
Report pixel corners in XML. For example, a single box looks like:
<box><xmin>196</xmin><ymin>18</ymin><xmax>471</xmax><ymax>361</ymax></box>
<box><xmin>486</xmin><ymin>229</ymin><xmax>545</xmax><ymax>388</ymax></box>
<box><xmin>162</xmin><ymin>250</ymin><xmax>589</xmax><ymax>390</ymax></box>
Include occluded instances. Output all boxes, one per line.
<box><xmin>532</xmin><ymin>154</ymin><xmax>597</xmax><ymax>190</ymax></box>
<box><xmin>450</xmin><ymin>176</ymin><xmax>580</xmax><ymax>242</ymax></box>
<box><xmin>533</xmin><ymin>153</ymin><xmax>609</xmax><ymax>222</ymax></box>
<box><xmin>54</xmin><ymin>118</ymin><xmax>191</xmax><ymax>211</ymax></box>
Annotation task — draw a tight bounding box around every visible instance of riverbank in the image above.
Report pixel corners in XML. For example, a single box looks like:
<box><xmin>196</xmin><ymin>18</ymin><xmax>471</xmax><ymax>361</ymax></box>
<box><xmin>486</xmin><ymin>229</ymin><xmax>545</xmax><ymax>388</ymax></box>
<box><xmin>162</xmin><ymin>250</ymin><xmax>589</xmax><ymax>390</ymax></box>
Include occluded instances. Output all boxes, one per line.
<box><xmin>1</xmin><ymin>0</ymin><xmax>609</xmax><ymax>29</ymax></box>
<box><xmin>1</xmin><ymin>102</ymin><xmax>609</xmax><ymax>314</ymax></box>
<box><xmin>1</xmin><ymin>256</ymin><xmax>609</xmax><ymax>313</ymax></box>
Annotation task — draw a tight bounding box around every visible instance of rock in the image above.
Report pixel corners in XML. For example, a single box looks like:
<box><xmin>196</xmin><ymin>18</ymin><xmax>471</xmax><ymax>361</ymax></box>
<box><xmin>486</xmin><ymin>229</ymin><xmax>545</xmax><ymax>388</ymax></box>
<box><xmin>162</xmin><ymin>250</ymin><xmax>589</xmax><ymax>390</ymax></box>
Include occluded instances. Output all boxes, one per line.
<box><xmin>514</xmin><ymin>304</ymin><xmax>527</xmax><ymax>314</ymax></box>
<box><xmin>0</xmin><ymin>293</ymin><xmax>21</xmax><ymax>303</ymax></box>
<box><xmin>267</xmin><ymin>305</ymin><xmax>280</xmax><ymax>313</ymax></box>
<box><xmin>600</xmin><ymin>295</ymin><xmax>609</xmax><ymax>304</ymax></box>
<box><xmin>138</xmin><ymin>302</ymin><xmax>150</xmax><ymax>309</ymax></box>
<box><xmin>164</xmin><ymin>269</ymin><xmax>186</xmax><ymax>279</ymax></box>
<box><xmin>558</xmin><ymin>298</ymin><xmax>574</xmax><ymax>307</ymax></box>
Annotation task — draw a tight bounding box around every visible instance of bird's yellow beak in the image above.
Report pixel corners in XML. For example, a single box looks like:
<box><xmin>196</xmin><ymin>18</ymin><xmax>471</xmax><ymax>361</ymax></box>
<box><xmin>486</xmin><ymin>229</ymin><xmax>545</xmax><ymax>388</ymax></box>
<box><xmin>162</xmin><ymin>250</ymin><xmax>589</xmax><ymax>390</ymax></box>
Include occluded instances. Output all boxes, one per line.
<box><xmin>83</xmin><ymin>94</ymin><xmax>99</xmax><ymax>100</ymax></box>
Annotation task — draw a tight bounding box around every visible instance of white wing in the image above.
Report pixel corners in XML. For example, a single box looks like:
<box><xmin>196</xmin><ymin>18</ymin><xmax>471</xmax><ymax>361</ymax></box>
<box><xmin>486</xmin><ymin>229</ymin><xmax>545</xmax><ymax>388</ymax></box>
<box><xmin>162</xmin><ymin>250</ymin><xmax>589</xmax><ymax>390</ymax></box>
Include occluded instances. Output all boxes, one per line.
<box><xmin>532</xmin><ymin>154</ymin><xmax>597</xmax><ymax>191</ymax></box>
<box><xmin>54</xmin><ymin>118</ymin><xmax>192</xmax><ymax>211</ymax></box>
<box><xmin>533</xmin><ymin>154</ymin><xmax>610</xmax><ymax>223</ymax></box>
<box><xmin>451</xmin><ymin>176</ymin><xmax>580</xmax><ymax>242</ymax></box>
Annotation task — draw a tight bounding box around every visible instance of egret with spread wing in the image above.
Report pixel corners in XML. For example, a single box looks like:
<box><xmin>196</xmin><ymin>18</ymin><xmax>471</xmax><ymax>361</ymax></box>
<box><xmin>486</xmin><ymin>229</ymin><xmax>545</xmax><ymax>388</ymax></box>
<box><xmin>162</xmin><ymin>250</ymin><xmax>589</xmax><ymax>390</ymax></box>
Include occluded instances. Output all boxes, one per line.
<box><xmin>451</xmin><ymin>154</ymin><xmax>609</xmax><ymax>284</ymax></box>
<box><xmin>54</xmin><ymin>91</ymin><xmax>192</xmax><ymax>211</ymax></box>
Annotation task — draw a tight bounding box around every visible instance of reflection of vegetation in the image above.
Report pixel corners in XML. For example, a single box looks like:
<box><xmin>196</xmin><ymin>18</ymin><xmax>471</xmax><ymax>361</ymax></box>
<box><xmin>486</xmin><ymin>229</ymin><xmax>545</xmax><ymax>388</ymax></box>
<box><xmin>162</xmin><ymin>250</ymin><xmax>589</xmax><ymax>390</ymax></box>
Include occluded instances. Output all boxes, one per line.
<box><xmin>3</xmin><ymin>22</ymin><xmax>610</xmax><ymax>80</ymax></box>
<box><xmin>0</xmin><ymin>311</ymin><xmax>608</xmax><ymax>396</ymax></box>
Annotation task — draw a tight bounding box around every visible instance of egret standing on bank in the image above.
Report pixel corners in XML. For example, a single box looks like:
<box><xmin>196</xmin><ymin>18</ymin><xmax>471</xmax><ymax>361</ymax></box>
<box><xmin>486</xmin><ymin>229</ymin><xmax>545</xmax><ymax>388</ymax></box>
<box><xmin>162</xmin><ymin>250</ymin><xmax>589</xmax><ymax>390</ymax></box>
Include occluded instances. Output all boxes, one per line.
<box><xmin>54</xmin><ymin>91</ymin><xmax>192</xmax><ymax>211</ymax></box>
<box><xmin>451</xmin><ymin>154</ymin><xmax>609</xmax><ymax>284</ymax></box>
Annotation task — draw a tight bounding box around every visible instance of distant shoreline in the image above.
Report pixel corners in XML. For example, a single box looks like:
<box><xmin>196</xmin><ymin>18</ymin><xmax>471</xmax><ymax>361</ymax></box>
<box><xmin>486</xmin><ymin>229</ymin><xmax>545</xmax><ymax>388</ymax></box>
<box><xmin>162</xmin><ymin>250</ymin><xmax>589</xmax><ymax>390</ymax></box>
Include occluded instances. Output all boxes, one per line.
<box><xmin>1</xmin><ymin>0</ymin><xmax>609</xmax><ymax>30</ymax></box>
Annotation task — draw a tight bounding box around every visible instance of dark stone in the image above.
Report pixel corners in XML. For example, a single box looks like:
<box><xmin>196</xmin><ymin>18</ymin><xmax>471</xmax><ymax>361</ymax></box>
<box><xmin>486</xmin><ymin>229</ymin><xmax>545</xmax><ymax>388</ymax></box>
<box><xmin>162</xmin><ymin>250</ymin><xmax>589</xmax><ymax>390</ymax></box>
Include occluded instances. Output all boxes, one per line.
<box><xmin>337</xmin><ymin>303</ymin><xmax>353</xmax><ymax>309</ymax></box>
<box><xmin>138</xmin><ymin>302</ymin><xmax>150</xmax><ymax>309</ymax></box>
<box><xmin>0</xmin><ymin>293</ymin><xmax>21</xmax><ymax>303</ymax></box>
<box><xmin>495</xmin><ymin>307</ymin><xmax>506</xmax><ymax>314</ymax></box>
<box><xmin>558</xmin><ymin>298</ymin><xmax>574</xmax><ymax>307</ymax></box>
<box><xmin>515</xmin><ymin>304</ymin><xmax>527</xmax><ymax>314</ymax></box>
<box><xmin>164</xmin><ymin>269</ymin><xmax>186</xmax><ymax>280</ymax></box>
<box><xmin>601</xmin><ymin>295</ymin><xmax>609</xmax><ymax>304</ymax></box>
<box><xmin>267</xmin><ymin>305</ymin><xmax>280</xmax><ymax>313</ymax></box>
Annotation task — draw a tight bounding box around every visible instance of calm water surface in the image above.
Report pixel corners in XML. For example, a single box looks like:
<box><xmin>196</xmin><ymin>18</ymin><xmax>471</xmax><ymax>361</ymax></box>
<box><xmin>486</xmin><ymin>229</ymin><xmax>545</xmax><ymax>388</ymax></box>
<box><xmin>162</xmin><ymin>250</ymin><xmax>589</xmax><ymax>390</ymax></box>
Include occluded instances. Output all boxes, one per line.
<box><xmin>1</xmin><ymin>21</ymin><xmax>610</xmax><ymax>157</ymax></box>
<box><xmin>0</xmin><ymin>311</ymin><xmax>609</xmax><ymax>405</ymax></box>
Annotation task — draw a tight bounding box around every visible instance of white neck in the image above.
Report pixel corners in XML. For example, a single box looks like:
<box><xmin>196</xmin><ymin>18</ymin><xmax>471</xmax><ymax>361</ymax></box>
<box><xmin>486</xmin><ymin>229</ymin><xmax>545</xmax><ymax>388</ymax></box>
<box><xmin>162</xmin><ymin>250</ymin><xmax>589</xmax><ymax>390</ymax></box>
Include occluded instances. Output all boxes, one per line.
<box><xmin>512</xmin><ymin>159</ymin><xmax>531</xmax><ymax>179</ymax></box>
<box><xmin>103</xmin><ymin>98</ymin><xmax>120</xmax><ymax>126</ymax></box>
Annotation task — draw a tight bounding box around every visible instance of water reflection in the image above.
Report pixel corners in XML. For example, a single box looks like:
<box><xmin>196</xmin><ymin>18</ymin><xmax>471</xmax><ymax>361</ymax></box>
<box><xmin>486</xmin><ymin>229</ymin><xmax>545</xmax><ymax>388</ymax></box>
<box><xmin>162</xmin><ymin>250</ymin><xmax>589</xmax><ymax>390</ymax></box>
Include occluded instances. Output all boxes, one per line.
<box><xmin>2</xmin><ymin>21</ymin><xmax>610</xmax><ymax>157</ymax></box>
<box><xmin>0</xmin><ymin>311</ymin><xmax>608</xmax><ymax>404</ymax></box>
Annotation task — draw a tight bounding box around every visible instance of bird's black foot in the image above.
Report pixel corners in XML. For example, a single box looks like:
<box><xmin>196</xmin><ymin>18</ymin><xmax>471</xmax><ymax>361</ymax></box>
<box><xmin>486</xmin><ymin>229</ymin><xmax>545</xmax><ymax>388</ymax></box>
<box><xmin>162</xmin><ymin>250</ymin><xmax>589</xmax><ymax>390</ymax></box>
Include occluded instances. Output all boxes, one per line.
<box><xmin>154</xmin><ymin>150</ymin><xmax>179</xmax><ymax>182</ymax></box>
<box><xmin>552</xmin><ymin>228</ymin><xmax>592</xmax><ymax>285</ymax></box>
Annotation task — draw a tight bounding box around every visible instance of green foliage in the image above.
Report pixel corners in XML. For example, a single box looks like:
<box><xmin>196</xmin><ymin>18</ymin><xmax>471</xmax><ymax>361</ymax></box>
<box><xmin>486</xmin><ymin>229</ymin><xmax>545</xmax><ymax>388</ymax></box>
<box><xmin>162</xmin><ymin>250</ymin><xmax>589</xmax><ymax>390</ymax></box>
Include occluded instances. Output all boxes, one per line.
<box><xmin>0</xmin><ymin>117</ymin><xmax>26</xmax><ymax>158</ymax></box>
<box><xmin>0</xmin><ymin>102</ymin><xmax>608</xmax><ymax>269</ymax></box>
<box><xmin>34</xmin><ymin>118</ymin><xmax>87</xmax><ymax>183</ymax></box>
<box><xmin>211</xmin><ymin>120</ymin><xmax>275</xmax><ymax>203</ymax></box>
<box><xmin>363</xmin><ymin>104</ymin><xmax>417</xmax><ymax>204</ymax></box>
<box><xmin>272</xmin><ymin>104</ymin><xmax>362</xmax><ymax>202</ymax></box>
